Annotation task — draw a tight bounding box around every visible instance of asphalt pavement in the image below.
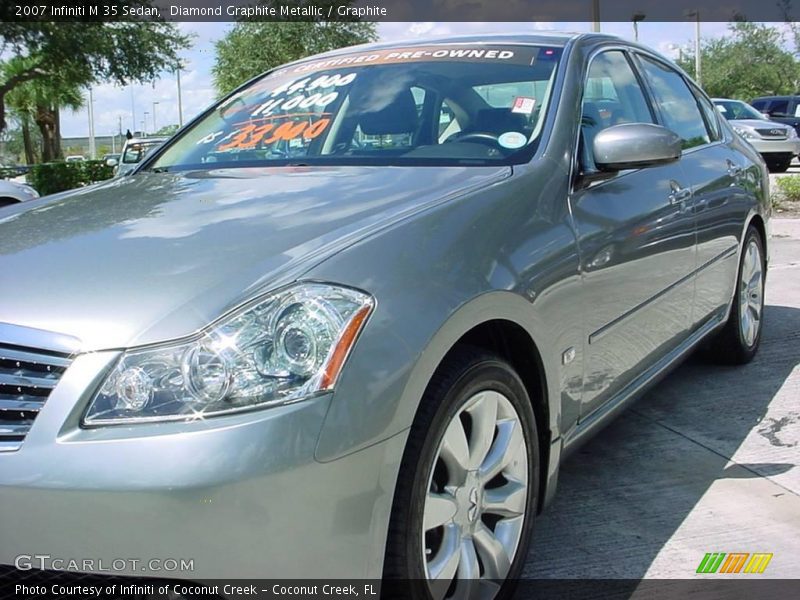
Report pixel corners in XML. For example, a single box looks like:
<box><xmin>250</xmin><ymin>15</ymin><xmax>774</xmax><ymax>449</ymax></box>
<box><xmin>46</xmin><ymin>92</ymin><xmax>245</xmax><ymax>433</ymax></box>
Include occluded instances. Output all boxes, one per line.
<box><xmin>523</xmin><ymin>219</ymin><xmax>800</xmax><ymax>579</ymax></box>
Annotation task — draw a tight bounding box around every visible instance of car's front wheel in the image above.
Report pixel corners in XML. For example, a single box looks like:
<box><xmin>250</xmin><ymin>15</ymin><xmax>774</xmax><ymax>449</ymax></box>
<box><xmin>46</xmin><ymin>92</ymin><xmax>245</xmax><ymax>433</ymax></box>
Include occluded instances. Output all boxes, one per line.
<box><xmin>383</xmin><ymin>348</ymin><xmax>539</xmax><ymax>600</ymax></box>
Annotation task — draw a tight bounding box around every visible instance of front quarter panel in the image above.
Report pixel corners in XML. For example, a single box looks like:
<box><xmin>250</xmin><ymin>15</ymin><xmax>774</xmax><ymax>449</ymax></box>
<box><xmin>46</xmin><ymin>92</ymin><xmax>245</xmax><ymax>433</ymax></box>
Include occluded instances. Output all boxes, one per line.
<box><xmin>309</xmin><ymin>159</ymin><xmax>582</xmax><ymax>464</ymax></box>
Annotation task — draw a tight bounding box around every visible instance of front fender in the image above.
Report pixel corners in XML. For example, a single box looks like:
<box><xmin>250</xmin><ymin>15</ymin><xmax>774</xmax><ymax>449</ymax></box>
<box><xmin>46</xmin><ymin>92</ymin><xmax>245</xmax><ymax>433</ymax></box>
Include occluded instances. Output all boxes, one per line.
<box><xmin>314</xmin><ymin>289</ymin><xmax>561</xmax><ymax>464</ymax></box>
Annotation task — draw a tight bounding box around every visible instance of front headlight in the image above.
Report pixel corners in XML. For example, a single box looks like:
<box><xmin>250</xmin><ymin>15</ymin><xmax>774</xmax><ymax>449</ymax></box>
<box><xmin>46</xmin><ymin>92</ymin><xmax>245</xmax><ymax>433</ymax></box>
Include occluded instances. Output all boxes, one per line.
<box><xmin>83</xmin><ymin>283</ymin><xmax>374</xmax><ymax>426</ymax></box>
<box><xmin>734</xmin><ymin>127</ymin><xmax>756</xmax><ymax>140</ymax></box>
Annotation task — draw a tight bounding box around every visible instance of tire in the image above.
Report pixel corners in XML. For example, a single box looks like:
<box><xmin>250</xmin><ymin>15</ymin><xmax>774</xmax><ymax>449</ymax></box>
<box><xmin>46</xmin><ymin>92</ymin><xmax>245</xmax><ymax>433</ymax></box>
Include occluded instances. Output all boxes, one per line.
<box><xmin>383</xmin><ymin>347</ymin><xmax>539</xmax><ymax>600</ymax></box>
<box><xmin>705</xmin><ymin>225</ymin><xmax>765</xmax><ymax>364</ymax></box>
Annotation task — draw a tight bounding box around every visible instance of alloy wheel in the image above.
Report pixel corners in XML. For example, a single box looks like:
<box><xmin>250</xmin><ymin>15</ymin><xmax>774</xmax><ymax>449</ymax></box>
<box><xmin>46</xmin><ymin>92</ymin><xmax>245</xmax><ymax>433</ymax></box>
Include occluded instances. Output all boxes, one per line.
<box><xmin>739</xmin><ymin>237</ymin><xmax>764</xmax><ymax>348</ymax></box>
<box><xmin>422</xmin><ymin>390</ymin><xmax>529</xmax><ymax>600</ymax></box>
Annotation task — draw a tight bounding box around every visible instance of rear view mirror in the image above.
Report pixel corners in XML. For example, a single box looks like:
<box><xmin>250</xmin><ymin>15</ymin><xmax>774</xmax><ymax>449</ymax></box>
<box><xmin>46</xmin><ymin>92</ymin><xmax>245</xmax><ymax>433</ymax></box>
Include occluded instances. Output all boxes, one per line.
<box><xmin>593</xmin><ymin>123</ymin><xmax>682</xmax><ymax>171</ymax></box>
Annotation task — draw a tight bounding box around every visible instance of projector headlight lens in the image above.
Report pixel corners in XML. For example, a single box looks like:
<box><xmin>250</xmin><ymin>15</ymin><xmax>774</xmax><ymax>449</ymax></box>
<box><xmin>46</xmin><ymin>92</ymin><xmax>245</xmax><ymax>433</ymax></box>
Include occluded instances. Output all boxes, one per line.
<box><xmin>84</xmin><ymin>283</ymin><xmax>373</xmax><ymax>425</ymax></box>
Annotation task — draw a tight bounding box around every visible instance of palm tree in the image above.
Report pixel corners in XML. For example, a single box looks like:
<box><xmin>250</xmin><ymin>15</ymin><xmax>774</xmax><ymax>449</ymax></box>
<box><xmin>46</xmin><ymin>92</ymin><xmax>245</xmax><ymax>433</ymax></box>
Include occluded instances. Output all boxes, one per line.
<box><xmin>4</xmin><ymin>57</ymin><xmax>84</xmax><ymax>163</ymax></box>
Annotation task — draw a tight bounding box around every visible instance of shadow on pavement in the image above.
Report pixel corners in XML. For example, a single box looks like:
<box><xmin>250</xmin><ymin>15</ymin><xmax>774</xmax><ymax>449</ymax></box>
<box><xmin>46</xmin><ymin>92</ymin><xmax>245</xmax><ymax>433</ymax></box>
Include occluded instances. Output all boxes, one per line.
<box><xmin>523</xmin><ymin>303</ymin><xmax>800</xmax><ymax>579</ymax></box>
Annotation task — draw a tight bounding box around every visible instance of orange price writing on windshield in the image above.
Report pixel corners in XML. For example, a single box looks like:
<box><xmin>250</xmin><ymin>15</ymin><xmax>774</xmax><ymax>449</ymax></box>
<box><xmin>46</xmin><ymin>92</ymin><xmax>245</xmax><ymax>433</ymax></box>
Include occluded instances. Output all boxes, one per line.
<box><xmin>217</xmin><ymin>118</ymin><xmax>331</xmax><ymax>151</ymax></box>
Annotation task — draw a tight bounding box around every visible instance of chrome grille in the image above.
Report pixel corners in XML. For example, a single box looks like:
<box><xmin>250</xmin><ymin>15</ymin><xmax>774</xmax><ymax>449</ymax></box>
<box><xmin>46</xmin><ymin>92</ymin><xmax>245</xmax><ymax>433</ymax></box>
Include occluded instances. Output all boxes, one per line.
<box><xmin>0</xmin><ymin>344</ymin><xmax>71</xmax><ymax>452</ymax></box>
<box><xmin>756</xmin><ymin>128</ymin><xmax>788</xmax><ymax>139</ymax></box>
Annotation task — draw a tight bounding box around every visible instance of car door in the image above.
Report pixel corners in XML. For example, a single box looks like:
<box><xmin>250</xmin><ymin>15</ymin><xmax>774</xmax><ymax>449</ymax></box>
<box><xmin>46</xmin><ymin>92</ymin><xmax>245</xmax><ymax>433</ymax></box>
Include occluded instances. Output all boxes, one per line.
<box><xmin>568</xmin><ymin>49</ymin><xmax>697</xmax><ymax>419</ymax></box>
<box><xmin>635</xmin><ymin>55</ymin><xmax>745</xmax><ymax>329</ymax></box>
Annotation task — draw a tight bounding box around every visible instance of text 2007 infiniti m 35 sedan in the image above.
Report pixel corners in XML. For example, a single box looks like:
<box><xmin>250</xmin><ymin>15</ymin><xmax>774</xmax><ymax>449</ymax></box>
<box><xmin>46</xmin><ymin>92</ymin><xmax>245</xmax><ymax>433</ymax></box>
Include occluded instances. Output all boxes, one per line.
<box><xmin>0</xmin><ymin>33</ymin><xmax>768</xmax><ymax>598</ymax></box>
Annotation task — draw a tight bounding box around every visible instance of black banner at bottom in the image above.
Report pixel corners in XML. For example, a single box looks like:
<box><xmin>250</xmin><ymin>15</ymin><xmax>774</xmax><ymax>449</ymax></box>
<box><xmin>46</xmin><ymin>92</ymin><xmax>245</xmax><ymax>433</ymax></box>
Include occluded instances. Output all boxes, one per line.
<box><xmin>2</xmin><ymin>568</ymin><xmax>799</xmax><ymax>600</ymax></box>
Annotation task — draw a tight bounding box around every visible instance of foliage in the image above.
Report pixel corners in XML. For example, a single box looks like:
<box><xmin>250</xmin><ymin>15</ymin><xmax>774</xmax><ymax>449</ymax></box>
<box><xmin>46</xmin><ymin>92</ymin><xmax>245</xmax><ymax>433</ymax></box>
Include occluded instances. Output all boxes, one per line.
<box><xmin>27</xmin><ymin>160</ymin><xmax>114</xmax><ymax>196</ymax></box>
<box><xmin>4</xmin><ymin>58</ymin><xmax>84</xmax><ymax>162</ymax></box>
<box><xmin>775</xmin><ymin>175</ymin><xmax>800</xmax><ymax>203</ymax></box>
<box><xmin>213</xmin><ymin>3</ymin><xmax>377</xmax><ymax>95</ymax></box>
<box><xmin>0</xmin><ymin>10</ymin><xmax>192</xmax><ymax>134</ymax></box>
<box><xmin>0</xmin><ymin>165</ymin><xmax>25</xmax><ymax>179</ymax></box>
<box><xmin>677</xmin><ymin>22</ymin><xmax>800</xmax><ymax>100</ymax></box>
<box><xmin>155</xmin><ymin>124</ymin><xmax>180</xmax><ymax>136</ymax></box>
<box><xmin>0</xmin><ymin>120</ymin><xmax>36</xmax><ymax>164</ymax></box>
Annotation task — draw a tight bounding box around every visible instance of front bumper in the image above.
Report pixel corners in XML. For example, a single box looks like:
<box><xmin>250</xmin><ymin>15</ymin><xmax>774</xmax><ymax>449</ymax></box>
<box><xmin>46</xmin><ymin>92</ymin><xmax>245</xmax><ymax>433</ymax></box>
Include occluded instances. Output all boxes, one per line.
<box><xmin>0</xmin><ymin>352</ymin><xmax>399</xmax><ymax>579</ymax></box>
<box><xmin>747</xmin><ymin>137</ymin><xmax>800</xmax><ymax>155</ymax></box>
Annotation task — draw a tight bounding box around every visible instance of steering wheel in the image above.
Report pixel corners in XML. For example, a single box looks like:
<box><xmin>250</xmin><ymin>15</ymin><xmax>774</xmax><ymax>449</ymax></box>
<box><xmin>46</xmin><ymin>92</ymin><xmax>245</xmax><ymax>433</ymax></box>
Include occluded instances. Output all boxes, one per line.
<box><xmin>445</xmin><ymin>132</ymin><xmax>501</xmax><ymax>147</ymax></box>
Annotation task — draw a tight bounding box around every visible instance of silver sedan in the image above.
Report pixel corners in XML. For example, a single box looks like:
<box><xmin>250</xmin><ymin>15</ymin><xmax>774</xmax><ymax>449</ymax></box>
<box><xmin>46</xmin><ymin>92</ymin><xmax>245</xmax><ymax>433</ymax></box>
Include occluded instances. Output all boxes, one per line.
<box><xmin>714</xmin><ymin>97</ymin><xmax>800</xmax><ymax>172</ymax></box>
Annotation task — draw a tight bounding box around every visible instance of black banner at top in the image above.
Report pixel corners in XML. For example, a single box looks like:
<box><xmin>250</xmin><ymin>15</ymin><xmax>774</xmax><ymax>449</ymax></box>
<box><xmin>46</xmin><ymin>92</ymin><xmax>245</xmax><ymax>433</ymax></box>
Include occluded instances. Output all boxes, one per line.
<box><xmin>2</xmin><ymin>0</ymin><xmax>800</xmax><ymax>22</ymax></box>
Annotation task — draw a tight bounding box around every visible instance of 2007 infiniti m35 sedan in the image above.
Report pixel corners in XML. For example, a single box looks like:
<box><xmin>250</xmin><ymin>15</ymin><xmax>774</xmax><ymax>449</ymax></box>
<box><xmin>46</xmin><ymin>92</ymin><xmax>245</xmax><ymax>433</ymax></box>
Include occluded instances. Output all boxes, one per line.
<box><xmin>0</xmin><ymin>33</ymin><xmax>768</xmax><ymax>598</ymax></box>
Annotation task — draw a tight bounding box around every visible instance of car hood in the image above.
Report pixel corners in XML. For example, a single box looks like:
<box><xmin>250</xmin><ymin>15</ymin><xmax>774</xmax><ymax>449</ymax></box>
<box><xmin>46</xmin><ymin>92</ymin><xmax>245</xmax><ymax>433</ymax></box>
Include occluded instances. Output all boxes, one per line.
<box><xmin>0</xmin><ymin>166</ymin><xmax>509</xmax><ymax>352</ymax></box>
<box><xmin>729</xmin><ymin>119</ymin><xmax>792</xmax><ymax>131</ymax></box>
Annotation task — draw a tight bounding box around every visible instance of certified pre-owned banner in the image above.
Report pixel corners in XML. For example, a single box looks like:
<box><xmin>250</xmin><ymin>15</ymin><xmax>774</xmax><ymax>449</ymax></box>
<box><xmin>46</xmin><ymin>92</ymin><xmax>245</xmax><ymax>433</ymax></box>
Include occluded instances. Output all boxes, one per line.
<box><xmin>3</xmin><ymin>0</ymin><xmax>799</xmax><ymax>22</ymax></box>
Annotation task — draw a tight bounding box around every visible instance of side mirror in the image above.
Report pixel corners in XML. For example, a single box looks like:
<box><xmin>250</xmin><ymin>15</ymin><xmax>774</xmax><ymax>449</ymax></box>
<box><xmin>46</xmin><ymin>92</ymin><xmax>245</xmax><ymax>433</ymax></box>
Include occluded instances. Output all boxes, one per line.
<box><xmin>761</xmin><ymin>112</ymin><xmax>771</xmax><ymax>120</ymax></box>
<box><xmin>593</xmin><ymin>123</ymin><xmax>682</xmax><ymax>171</ymax></box>
<box><xmin>106</xmin><ymin>158</ymin><xmax>118</xmax><ymax>167</ymax></box>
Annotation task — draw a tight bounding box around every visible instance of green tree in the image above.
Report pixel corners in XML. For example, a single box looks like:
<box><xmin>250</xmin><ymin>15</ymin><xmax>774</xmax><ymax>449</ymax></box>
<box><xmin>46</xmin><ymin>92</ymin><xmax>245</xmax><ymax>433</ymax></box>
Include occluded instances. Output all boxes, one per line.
<box><xmin>677</xmin><ymin>22</ymin><xmax>800</xmax><ymax>99</ymax></box>
<box><xmin>0</xmin><ymin>12</ymin><xmax>191</xmax><ymax>136</ymax></box>
<box><xmin>0</xmin><ymin>120</ymin><xmax>37</xmax><ymax>165</ymax></box>
<box><xmin>213</xmin><ymin>6</ymin><xmax>377</xmax><ymax>95</ymax></box>
<box><xmin>155</xmin><ymin>124</ymin><xmax>179</xmax><ymax>136</ymax></box>
<box><xmin>4</xmin><ymin>58</ymin><xmax>84</xmax><ymax>162</ymax></box>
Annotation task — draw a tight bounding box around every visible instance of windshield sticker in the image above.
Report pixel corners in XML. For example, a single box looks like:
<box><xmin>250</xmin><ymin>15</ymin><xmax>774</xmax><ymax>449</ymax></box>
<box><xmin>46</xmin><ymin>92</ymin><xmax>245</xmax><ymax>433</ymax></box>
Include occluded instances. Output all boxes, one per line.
<box><xmin>498</xmin><ymin>131</ymin><xmax>528</xmax><ymax>149</ymax></box>
<box><xmin>248</xmin><ymin>72</ymin><xmax>358</xmax><ymax>117</ymax></box>
<box><xmin>511</xmin><ymin>96</ymin><xmax>537</xmax><ymax>115</ymax></box>
<box><xmin>270</xmin><ymin>45</ymin><xmax>541</xmax><ymax>78</ymax></box>
<box><xmin>216</xmin><ymin>117</ymin><xmax>331</xmax><ymax>151</ymax></box>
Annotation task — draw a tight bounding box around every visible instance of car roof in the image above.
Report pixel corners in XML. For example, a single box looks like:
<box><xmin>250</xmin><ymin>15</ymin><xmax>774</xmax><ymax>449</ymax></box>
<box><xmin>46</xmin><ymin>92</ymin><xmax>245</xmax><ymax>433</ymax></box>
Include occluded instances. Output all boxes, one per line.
<box><xmin>281</xmin><ymin>32</ymin><xmax>622</xmax><ymax>67</ymax></box>
<box><xmin>126</xmin><ymin>137</ymin><xmax>167</xmax><ymax>144</ymax></box>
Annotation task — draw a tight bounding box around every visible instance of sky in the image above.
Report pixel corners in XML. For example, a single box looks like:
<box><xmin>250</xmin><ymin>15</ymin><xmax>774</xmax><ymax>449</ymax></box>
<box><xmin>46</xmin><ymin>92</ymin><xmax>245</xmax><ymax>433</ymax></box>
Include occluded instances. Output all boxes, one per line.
<box><xmin>61</xmin><ymin>20</ymin><xmax>735</xmax><ymax>141</ymax></box>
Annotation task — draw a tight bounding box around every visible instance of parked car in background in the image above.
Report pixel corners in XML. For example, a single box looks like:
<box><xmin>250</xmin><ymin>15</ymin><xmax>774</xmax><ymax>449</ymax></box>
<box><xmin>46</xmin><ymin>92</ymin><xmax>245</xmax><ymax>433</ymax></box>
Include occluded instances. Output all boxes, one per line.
<box><xmin>112</xmin><ymin>137</ymin><xmax>166</xmax><ymax>176</ymax></box>
<box><xmin>65</xmin><ymin>155</ymin><xmax>85</xmax><ymax>163</ymax></box>
<box><xmin>714</xmin><ymin>98</ymin><xmax>800</xmax><ymax>172</ymax></box>
<box><xmin>0</xmin><ymin>178</ymin><xmax>39</xmax><ymax>207</ymax></box>
<box><xmin>751</xmin><ymin>95</ymin><xmax>800</xmax><ymax>137</ymax></box>
<box><xmin>0</xmin><ymin>34</ymin><xmax>770</xmax><ymax>596</ymax></box>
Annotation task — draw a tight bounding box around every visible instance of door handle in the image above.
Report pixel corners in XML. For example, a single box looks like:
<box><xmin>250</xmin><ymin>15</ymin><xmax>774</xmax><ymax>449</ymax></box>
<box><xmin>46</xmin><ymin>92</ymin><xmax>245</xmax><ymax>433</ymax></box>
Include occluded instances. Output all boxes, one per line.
<box><xmin>668</xmin><ymin>180</ymin><xmax>692</xmax><ymax>205</ymax></box>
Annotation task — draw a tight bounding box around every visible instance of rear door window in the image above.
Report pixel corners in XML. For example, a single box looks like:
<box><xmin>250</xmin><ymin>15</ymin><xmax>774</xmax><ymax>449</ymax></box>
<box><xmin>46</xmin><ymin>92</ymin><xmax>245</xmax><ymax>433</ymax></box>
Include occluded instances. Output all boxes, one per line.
<box><xmin>637</xmin><ymin>55</ymin><xmax>710</xmax><ymax>149</ymax></box>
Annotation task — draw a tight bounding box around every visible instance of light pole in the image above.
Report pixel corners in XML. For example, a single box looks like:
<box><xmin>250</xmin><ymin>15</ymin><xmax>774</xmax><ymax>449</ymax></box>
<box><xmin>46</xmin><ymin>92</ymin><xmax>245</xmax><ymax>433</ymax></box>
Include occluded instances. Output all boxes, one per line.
<box><xmin>152</xmin><ymin>101</ymin><xmax>159</xmax><ymax>133</ymax></box>
<box><xmin>143</xmin><ymin>111</ymin><xmax>149</xmax><ymax>136</ymax></box>
<box><xmin>591</xmin><ymin>0</ymin><xmax>600</xmax><ymax>32</ymax></box>
<box><xmin>176</xmin><ymin>64</ymin><xmax>184</xmax><ymax>127</ymax></box>
<box><xmin>130</xmin><ymin>85</ymin><xmax>136</xmax><ymax>132</ymax></box>
<box><xmin>632</xmin><ymin>12</ymin><xmax>646</xmax><ymax>42</ymax></box>
<box><xmin>667</xmin><ymin>43</ymin><xmax>685</xmax><ymax>63</ymax></box>
<box><xmin>116</xmin><ymin>115</ymin><xmax>122</xmax><ymax>153</ymax></box>
<box><xmin>87</xmin><ymin>87</ymin><xmax>96</xmax><ymax>160</ymax></box>
<box><xmin>685</xmin><ymin>9</ymin><xmax>702</xmax><ymax>85</ymax></box>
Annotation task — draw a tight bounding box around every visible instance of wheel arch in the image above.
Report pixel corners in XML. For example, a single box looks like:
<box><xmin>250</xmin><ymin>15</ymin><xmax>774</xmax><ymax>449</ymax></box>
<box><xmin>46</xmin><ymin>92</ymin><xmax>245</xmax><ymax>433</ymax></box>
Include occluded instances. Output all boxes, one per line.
<box><xmin>748</xmin><ymin>213</ymin><xmax>767</xmax><ymax>265</ymax></box>
<box><xmin>394</xmin><ymin>291</ymin><xmax>560</xmax><ymax>515</ymax></box>
<box><xmin>442</xmin><ymin>319</ymin><xmax>551</xmax><ymax>512</ymax></box>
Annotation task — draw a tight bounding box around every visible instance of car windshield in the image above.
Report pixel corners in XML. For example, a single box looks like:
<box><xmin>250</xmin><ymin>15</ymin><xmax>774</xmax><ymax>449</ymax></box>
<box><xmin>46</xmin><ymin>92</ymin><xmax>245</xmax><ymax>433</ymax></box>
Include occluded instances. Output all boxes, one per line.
<box><xmin>149</xmin><ymin>44</ymin><xmax>562</xmax><ymax>171</ymax></box>
<box><xmin>714</xmin><ymin>100</ymin><xmax>765</xmax><ymax>121</ymax></box>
